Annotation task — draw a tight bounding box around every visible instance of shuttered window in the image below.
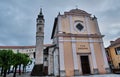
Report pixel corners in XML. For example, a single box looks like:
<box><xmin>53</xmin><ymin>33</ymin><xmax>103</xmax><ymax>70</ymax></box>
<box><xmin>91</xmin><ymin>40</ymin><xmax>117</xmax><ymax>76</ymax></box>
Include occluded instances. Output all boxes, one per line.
<box><xmin>115</xmin><ymin>47</ymin><xmax>120</xmax><ymax>55</ymax></box>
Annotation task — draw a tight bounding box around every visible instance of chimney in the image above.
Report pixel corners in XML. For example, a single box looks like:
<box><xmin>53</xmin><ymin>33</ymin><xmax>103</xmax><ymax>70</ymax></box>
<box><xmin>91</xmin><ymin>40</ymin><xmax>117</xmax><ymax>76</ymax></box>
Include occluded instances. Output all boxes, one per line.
<box><xmin>110</xmin><ymin>41</ymin><xmax>114</xmax><ymax>45</ymax></box>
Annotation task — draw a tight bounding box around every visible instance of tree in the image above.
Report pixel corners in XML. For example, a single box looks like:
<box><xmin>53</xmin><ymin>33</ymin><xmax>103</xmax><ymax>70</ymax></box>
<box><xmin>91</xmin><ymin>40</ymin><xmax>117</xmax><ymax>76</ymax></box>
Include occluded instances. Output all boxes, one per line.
<box><xmin>12</xmin><ymin>53</ymin><xmax>31</xmax><ymax>77</ymax></box>
<box><xmin>0</xmin><ymin>54</ymin><xmax>3</xmax><ymax>76</ymax></box>
<box><xmin>12</xmin><ymin>53</ymin><xmax>23</xmax><ymax>77</ymax></box>
<box><xmin>22</xmin><ymin>54</ymin><xmax>32</xmax><ymax>73</ymax></box>
<box><xmin>0</xmin><ymin>50</ymin><xmax>14</xmax><ymax>77</ymax></box>
<box><xmin>0</xmin><ymin>50</ymin><xmax>32</xmax><ymax>77</ymax></box>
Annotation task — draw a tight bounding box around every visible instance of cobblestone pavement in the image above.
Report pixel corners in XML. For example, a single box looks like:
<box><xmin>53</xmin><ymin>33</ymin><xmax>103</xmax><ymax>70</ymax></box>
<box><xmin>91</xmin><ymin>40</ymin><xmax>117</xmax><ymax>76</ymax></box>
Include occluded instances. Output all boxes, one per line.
<box><xmin>0</xmin><ymin>73</ymin><xmax>120</xmax><ymax>77</ymax></box>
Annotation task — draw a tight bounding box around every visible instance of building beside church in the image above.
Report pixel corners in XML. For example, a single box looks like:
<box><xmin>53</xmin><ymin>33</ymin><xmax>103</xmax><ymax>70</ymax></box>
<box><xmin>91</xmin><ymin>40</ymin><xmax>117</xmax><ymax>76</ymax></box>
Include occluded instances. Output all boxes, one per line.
<box><xmin>106</xmin><ymin>38</ymin><xmax>120</xmax><ymax>71</ymax></box>
<box><xmin>0</xmin><ymin>44</ymin><xmax>51</xmax><ymax>73</ymax></box>
<box><xmin>30</xmin><ymin>8</ymin><xmax>110</xmax><ymax>76</ymax></box>
<box><xmin>0</xmin><ymin>46</ymin><xmax>35</xmax><ymax>72</ymax></box>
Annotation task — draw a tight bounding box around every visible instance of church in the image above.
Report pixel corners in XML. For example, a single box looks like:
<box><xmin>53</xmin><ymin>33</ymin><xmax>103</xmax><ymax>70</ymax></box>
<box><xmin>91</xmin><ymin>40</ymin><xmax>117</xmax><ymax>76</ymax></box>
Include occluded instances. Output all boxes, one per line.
<box><xmin>31</xmin><ymin>8</ymin><xmax>110</xmax><ymax>76</ymax></box>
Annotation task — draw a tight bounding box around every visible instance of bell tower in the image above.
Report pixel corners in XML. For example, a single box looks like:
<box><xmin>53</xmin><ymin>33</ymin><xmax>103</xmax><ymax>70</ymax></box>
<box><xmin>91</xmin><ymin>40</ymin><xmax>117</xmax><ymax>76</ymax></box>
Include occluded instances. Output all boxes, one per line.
<box><xmin>36</xmin><ymin>8</ymin><xmax>44</xmax><ymax>64</ymax></box>
<box><xmin>31</xmin><ymin>8</ymin><xmax>44</xmax><ymax>76</ymax></box>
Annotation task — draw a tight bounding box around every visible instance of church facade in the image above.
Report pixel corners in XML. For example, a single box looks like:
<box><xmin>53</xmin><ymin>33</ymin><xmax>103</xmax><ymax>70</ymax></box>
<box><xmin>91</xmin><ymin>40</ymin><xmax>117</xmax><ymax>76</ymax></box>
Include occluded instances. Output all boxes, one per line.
<box><xmin>32</xmin><ymin>8</ymin><xmax>110</xmax><ymax>76</ymax></box>
<box><xmin>49</xmin><ymin>8</ymin><xmax>110</xmax><ymax>76</ymax></box>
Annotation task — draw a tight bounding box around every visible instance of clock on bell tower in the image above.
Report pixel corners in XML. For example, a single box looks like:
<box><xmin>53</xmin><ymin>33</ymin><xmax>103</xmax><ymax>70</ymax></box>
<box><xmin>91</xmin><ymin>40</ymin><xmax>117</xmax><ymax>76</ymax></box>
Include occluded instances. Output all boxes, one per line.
<box><xmin>36</xmin><ymin>8</ymin><xmax>44</xmax><ymax>36</ymax></box>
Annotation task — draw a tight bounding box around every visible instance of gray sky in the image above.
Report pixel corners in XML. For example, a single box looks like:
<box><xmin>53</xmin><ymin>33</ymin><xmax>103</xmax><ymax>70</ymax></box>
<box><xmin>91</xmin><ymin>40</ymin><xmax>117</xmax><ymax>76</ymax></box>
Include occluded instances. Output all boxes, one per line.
<box><xmin>0</xmin><ymin>0</ymin><xmax>120</xmax><ymax>47</ymax></box>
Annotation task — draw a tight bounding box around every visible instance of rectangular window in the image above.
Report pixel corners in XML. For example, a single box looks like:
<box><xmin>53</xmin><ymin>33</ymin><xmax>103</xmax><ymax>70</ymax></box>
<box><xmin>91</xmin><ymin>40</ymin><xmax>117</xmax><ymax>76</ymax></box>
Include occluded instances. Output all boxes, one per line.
<box><xmin>17</xmin><ymin>49</ymin><xmax>19</xmax><ymax>53</ymax></box>
<box><xmin>115</xmin><ymin>47</ymin><xmax>120</xmax><ymax>55</ymax></box>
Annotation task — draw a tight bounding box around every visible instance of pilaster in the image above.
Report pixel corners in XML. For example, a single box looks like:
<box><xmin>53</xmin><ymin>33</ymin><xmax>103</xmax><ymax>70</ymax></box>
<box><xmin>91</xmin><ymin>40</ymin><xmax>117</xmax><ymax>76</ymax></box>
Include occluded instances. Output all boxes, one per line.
<box><xmin>54</xmin><ymin>48</ymin><xmax>59</xmax><ymax>76</ymax></box>
<box><xmin>71</xmin><ymin>38</ymin><xmax>80</xmax><ymax>76</ymax></box>
<box><xmin>59</xmin><ymin>37</ymin><xmax>66</xmax><ymax>76</ymax></box>
<box><xmin>100</xmin><ymin>39</ymin><xmax>111</xmax><ymax>73</ymax></box>
<box><xmin>89</xmin><ymin>38</ymin><xmax>99</xmax><ymax>74</ymax></box>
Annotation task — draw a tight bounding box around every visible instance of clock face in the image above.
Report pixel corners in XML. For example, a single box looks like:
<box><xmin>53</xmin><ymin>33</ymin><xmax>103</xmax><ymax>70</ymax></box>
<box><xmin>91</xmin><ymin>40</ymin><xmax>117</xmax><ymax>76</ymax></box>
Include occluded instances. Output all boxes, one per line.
<box><xmin>76</xmin><ymin>23</ymin><xmax>84</xmax><ymax>31</ymax></box>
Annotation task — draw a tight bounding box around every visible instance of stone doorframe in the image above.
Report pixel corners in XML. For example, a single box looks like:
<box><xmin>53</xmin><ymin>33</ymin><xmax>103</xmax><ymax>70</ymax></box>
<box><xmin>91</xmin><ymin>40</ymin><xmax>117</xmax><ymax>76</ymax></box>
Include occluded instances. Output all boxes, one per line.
<box><xmin>77</xmin><ymin>53</ymin><xmax>93</xmax><ymax>75</ymax></box>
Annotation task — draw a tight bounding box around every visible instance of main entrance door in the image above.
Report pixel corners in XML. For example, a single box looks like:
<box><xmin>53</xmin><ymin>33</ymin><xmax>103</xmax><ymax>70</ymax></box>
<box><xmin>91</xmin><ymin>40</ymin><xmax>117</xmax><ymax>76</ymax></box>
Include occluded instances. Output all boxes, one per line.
<box><xmin>80</xmin><ymin>56</ymin><xmax>91</xmax><ymax>74</ymax></box>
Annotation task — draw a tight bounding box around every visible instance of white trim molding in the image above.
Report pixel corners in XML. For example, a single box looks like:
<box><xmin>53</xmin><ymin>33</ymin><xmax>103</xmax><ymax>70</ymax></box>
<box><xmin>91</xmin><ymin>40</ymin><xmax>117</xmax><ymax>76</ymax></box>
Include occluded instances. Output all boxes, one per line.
<box><xmin>59</xmin><ymin>39</ymin><xmax>103</xmax><ymax>43</ymax></box>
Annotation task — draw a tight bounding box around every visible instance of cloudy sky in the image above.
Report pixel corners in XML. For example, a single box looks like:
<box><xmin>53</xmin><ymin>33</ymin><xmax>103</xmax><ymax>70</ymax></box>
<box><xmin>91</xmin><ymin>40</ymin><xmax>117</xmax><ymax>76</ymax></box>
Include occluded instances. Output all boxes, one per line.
<box><xmin>0</xmin><ymin>0</ymin><xmax>120</xmax><ymax>47</ymax></box>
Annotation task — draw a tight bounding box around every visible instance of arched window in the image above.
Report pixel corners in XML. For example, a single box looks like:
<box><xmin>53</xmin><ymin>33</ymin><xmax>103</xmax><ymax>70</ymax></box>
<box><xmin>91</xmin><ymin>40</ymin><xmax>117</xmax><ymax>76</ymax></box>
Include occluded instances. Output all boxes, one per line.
<box><xmin>39</xmin><ymin>27</ymin><xmax>42</xmax><ymax>31</ymax></box>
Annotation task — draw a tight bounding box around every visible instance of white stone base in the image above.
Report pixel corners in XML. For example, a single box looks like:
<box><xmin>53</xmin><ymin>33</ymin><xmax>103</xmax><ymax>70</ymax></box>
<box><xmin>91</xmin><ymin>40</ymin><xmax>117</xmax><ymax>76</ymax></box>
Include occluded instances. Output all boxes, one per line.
<box><xmin>60</xmin><ymin>70</ymin><xmax>66</xmax><ymax>76</ymax></box>
<box><xmin>93</xmin><ymin>68</ymin><xmax>99</xmax><ymax>74</ymax></box>
<box><xmin>105</xmin><ymin>68</ymin><xmax>111</xmax><ymax>73</ymax></box>
<box><xmin>74</xmin><ymin>70</ymin><xmax>80</xmax><ymax>76</ymax></box>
